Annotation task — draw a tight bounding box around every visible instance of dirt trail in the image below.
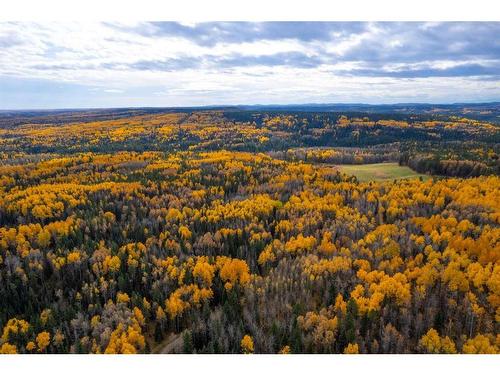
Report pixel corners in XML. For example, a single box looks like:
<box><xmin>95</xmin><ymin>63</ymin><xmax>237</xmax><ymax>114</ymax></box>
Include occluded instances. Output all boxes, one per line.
<box><xmin>152</xmin><ymin>331</ymin><xmax>184</xmax><ymax>354</ymax></box>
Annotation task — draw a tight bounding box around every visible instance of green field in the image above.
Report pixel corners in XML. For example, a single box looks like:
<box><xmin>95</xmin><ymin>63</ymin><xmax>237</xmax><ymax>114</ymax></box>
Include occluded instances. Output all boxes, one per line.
<box><xmin>337</xmin><ymin>163</ymin><xmax>429</xmax><ymax>182</ymax></box>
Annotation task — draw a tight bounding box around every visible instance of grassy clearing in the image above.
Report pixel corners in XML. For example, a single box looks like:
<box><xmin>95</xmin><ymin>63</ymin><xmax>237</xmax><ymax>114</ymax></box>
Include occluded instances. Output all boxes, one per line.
<box><xmin>336</xmin><ymin>163</ymin><xmax>429</xmax><ymax>182</ymax></box>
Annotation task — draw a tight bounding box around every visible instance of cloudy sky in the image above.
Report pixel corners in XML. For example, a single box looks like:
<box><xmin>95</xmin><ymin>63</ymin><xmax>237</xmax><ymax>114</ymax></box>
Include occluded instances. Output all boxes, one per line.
<box><xmin>1</xmin><ymin>22</ymin><xmax>499</xmax><ymax>109</ymax></box>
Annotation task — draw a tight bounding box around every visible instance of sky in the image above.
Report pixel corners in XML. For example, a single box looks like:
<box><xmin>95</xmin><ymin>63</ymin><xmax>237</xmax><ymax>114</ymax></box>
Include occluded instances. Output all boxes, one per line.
<box><xmin>0</xmin><ymin>22</ymin><xmax>499</xmax><ymax>109</ymax></box>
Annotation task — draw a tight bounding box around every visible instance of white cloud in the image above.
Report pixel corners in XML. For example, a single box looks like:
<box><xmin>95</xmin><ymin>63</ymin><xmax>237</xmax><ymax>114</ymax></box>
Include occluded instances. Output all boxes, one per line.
<box><xmin>0</xmin><ymin>22</ymin><xmax>499</xmax><ymax>108</ymax></box>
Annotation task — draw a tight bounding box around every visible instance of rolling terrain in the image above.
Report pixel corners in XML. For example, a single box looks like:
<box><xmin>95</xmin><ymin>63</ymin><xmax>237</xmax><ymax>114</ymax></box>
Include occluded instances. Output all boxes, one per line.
<box><xmin>0</xmin><ymin>107</ymin><xmax>498</xmax><ymax>354</ymax></box>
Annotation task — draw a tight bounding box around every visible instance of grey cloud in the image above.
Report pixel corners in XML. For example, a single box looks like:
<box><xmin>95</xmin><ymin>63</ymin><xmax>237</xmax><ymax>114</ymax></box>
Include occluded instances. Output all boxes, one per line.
<box><xmin>9</xmin><ymin>21</ymin><xmax>500</xmax><ymax>94</ymax></box>
<box><xmin>30</xmin><ymin>63</ymin><xmax>99</xmax><ymax>70</ymax></box>
<box><xmin>339</xmin><ymin>63</ymin><xmax>500</xmax><ymax>79</ymax></box>
<box><xmin>93</xmin><ymin>52</ymin><xmax>324</xmax><ymax>73</ymax></box>
<box><xmin>103</xmin><ymin>22</ymin><xmax>500</xmax><ymax>74</ymax></box>
<box><xmin>0</xmin><ymin>32</ymin><xmax>24</xmax><ymax>48</ymax></box>
<box><xmin>339</xmin><ymin>22</ymin><xmax>500</xmax><ymax>63</ymax></box>
<box><xmin>126</xmin><ymin>59</ymin><xmax>200</xmax><ymax>71</ymax></box>
<box><xmin>214</xmin><ymin>52</ymin><xmax>324</xmax><ymax>69</ymax></box>
<box><xmin>108</xmin><ymin>22</ymin><xmax>368</xmax><ymax>46</ymax></box>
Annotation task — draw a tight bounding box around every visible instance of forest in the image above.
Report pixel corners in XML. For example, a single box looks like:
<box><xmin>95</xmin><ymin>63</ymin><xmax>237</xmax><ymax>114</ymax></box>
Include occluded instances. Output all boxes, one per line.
<box><xmin>0</xmin><ymin>108</ymin><xmax>499</xmax><ymax>354</ymax></box>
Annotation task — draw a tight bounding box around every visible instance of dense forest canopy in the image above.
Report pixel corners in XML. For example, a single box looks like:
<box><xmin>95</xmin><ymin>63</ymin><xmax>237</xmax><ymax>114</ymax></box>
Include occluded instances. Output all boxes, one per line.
<box><xmin>0</xmin><ymin>108</ymin><xmax>499</xmax><ymax>354</ymax></box>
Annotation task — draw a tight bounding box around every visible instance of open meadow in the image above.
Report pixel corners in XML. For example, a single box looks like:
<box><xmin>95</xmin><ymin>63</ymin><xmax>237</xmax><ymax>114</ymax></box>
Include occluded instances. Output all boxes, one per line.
<box><xmin>336</xmin><ymin>163</ymin><xmax>429</xmax><ymax>182</ymax></box>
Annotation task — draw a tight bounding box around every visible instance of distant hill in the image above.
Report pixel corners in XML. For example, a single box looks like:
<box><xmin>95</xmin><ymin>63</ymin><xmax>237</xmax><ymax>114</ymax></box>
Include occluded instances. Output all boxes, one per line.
<box><xmin>235</xmin><ymin>102</ymin><xmax>500</xmax><ymax>123</ymax></box>
<box><xmin>1</xmin><ymin>102</ymin><xmax>500</xmax><ymax>126</ymax></box>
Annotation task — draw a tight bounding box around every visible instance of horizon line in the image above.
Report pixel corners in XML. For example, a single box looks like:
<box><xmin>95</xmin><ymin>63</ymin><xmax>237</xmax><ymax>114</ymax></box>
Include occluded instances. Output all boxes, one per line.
<box><xmin>1</xmin><ymin>100</ymin><xmax>500</xmax><ymax>112</ymax></box>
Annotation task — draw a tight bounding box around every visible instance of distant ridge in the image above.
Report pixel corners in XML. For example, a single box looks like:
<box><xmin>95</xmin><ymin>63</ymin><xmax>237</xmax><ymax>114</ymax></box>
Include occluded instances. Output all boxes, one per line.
<box><xmin>1</xmin><ymin>102</ymin><xmax>500</xmax><ymax>126</ymax></box>
<box><xmin>1</xmin><ymin>101</ymin><xmax>500</xmax><ymax>113</ymax></box>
